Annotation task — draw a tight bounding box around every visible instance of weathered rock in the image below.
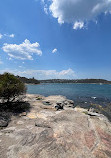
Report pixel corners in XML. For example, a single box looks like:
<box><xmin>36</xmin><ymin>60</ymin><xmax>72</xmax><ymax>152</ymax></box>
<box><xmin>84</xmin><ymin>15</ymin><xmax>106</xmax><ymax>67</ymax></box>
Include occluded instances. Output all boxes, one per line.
<box><xmin>87</xmin><ymin>112</ymin><xmax>106</xmax><ymax>118</ymax></box>
<box><xmin>54</xmin><ymin>99</ymin><xmax>74</xmax><ymax>110</ymax></box>
<box><xmin>42</xmin><ymin>101</ymin><xmax>52</xmax><ymax>106</ymax></box>
<box><xmin>54</xmin><ymin>102</ymin><xmax>64</xmax><ymax>110</ymax></box>
<box><xmin>0</xmin><ymin>113</ymin><xmax>9</xmax><ymax>128</ymax></box>
<box><xmin>19</xmin><ymin>112</ymin><xmax>27</xmax><ymax>117</ymax></box>
<box><xmin>64</xmin><ymin>99</ymin><xmax>74</xmax><ymax>105</ymax></box>
<box><xmin>16</xmin><ymin>121</ymin><xmax>24</xmax><ymax>125</ymax></box>
<box><xmin>36</xmin><ymin>96</ymin><xmax>43</xmax><ymax>100</ymax></box>
<box><xmin>88</xmin><ymin>107</ymin><xmax>95</xmax><ymax>112</ymax></box>
<box><xmin>35</xmin><ymin>119</ymin><xmax>51</xmax><ymax>128</ymax></box>
<box><xmin>0</xmin><ymin>94</ymin><xmax>111</xmax><ymax>158</ymax></box>
<box><xmin>0</xmin><ymin>119</ymin><xmax>8</xmax><ymax>127</ymax></box>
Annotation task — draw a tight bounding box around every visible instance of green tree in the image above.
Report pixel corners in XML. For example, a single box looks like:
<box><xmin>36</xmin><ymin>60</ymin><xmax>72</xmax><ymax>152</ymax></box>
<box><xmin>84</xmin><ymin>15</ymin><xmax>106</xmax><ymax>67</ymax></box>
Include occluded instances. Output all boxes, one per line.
<box><xmin>0</xmin><ymin>73</ymin><xmax>26</xmax><ymax>103</ymax></box>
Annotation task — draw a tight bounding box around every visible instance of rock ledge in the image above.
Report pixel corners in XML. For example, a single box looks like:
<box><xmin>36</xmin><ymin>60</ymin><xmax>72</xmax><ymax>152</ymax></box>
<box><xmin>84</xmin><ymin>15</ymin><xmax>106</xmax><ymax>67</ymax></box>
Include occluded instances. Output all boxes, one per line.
<box><xmin>0</xmin><ymin>94</ymin><xmax>111</xmax><ymax>158</ymax></box>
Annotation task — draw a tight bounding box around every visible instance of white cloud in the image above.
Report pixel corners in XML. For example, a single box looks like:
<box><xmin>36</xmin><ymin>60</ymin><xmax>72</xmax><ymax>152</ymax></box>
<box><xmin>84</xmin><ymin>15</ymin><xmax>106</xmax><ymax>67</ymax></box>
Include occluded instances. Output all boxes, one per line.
<box><xmin>44</xmin><ymin>5</ymin><xmax>48</xmax><ymax>14</ymax></box>
<box><xmin>17</xmin><ymin>68</ymin><xmax>76</xmax><ymax>79</ymax></box>
<box><xmin>49</xmin><ymin>0</ymin><xmax>111</xmax><ymax>29</ymax></box>
<box><xmin>9</xmin><ymin>57</ymin><xmax>12</xmax><ymax>60</ymax></box>
<box><xmin>41</xmin><ymin>0</ymin><xmax>45</xmax><ymax>3</ymax></box>
<box><xmin>4</xmin><ymin>34</ymin><xmax>15</xmax><ymax>38</ymax></box>
<box><xmin>52</xmin><ymin>48</ymin><xmax>57</xmax><ymax>53</ymax></box>
<box><xmin>41</xmin><ymin>0</ymin><xmax>49</xmax><ymax>14</ymax></box>
<box><xmin>8</xmin><ymin>34</ymin><xmax>15</xmax><ymax>38</ymax></box>
<box><xmin>2</xmin><ymin>39</ymin><xmax>42</xmax><ymax>60</ymax></box>
<box><xmin>0</xmin><ymin>33</ymin><xmax>15</xmax><ymax>39</ymax></box>
<box><xmin>0</xmin><ymin>68</ymin><xmax>76</xmax><ymax>79</ymax></box>
<box><xmin>73</xmin><ymin>21</ymin><xmax>84</xmax><ymax>30</ymax></box>
<box><xmin>0</xmin><ymin>34</ymin><xmax>3</xmax><ymax>39</ymax></box>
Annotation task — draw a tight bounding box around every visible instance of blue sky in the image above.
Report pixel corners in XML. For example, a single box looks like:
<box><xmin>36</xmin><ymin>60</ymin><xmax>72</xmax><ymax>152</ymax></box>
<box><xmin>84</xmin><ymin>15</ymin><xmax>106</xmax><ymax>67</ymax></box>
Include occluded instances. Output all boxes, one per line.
<box><xmin>0</xmin><ymin>0</ymin><xmax>111</xmax><ymax>80</ymax></box>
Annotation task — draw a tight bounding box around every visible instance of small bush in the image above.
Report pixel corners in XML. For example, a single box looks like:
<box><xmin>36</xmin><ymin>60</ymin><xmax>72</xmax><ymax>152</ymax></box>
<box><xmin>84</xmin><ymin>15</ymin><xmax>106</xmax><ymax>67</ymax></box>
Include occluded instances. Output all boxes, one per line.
<box><xmin>0</xmin><ymin>73</ymin><xmax>26</xmax><ymax>103</ymax></box>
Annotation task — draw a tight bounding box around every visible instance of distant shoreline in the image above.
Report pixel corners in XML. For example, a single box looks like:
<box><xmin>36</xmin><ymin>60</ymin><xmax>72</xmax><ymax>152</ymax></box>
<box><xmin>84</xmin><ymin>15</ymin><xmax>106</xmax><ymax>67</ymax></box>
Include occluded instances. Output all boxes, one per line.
<box><xmin>39</xmin><ymin>79</ymin><xmax>111</xmax><ymax>84</ymax></box>
<box><xmin>15</xmin><ymin>75</ymin><xmax>111</xmax><ymax>85</ymax></box>
<box><xmin>25</xmin><ymin>82</ymin><xmax>111</xmax><ymax>85</ymax></box>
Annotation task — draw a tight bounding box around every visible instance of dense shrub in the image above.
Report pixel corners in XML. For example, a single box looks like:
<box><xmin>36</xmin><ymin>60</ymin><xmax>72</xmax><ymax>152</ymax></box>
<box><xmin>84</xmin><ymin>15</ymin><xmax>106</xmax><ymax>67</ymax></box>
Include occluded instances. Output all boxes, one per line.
<box><xmin>0</xmin><ymin>73</ymin><xmax>26</xmax><ymax>103</ymax></box>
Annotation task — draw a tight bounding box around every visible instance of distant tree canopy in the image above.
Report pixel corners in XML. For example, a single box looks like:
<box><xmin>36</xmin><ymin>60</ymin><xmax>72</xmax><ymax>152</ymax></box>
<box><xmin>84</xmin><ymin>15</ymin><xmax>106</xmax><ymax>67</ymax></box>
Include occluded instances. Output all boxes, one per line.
<box><xmin>0</xmin><ymin>73</ymin><xmax>26</xmax><ymax>103</ymax></box>
<box><xmin>16</xmin><ymin>76</ymin><xmax>40</xmax><ymax>84</ymax></box>
<box><xmin>39</xmin><ymin>79</ymin><xmax>111</xmax><ymax>84</ymax></box>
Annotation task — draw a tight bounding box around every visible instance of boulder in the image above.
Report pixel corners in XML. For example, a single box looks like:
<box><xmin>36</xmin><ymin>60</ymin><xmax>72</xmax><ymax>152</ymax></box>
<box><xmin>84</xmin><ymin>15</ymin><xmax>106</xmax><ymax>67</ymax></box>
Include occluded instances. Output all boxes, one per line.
<box><xmin>54</xmin><ymin>99</ymin><xmax>74</xmax><ymax>110</ymax></box>
<box><xmin>54</xmin><ymin>102</ymin><xmax>64</xmax><ymax>110</ymax></box>
<box><xmin>0</xmin><ymin>113</ymin><xmax>10</xmax><ymax>127</ymax></box>
<box><xmin>0</xmin><ymin>119</ymin><xmax>8</xmax><ymax>127</ymax></box>
<box><xmin>63</xmin><ymin>99</ymin><xmax>74</xmax><ymax>108</ymax></box>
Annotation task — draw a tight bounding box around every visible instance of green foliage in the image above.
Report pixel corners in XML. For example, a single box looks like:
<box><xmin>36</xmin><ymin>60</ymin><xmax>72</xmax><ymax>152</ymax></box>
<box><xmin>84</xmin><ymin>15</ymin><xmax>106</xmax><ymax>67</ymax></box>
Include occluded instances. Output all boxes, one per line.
<box><xmin>40</xmin><ymin>79</ymin><xmax>111</xmax><ymax>84</ymax></box>
<box><xmin>16</xmin><ymin>76</ymin><xmax>40</xmax><ymax>84</ymax></box>
<box><xmin>0</xmin><ymin>73</ymin><xmax>26</xmax><ymax>103</ymax></box>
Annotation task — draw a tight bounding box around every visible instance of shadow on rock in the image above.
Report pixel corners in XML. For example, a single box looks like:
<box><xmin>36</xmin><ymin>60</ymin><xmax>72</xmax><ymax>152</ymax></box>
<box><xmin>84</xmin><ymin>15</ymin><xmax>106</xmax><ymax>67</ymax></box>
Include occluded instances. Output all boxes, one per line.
<box><xmin>0</xmin><ymin>101</ymin><xmax>31</xmax><ymax>128</ymax></box>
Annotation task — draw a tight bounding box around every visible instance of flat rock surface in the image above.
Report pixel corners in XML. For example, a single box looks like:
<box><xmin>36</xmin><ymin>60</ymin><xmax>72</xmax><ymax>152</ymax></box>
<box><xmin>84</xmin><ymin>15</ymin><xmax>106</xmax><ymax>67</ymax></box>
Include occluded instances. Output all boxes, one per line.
<box><xmin>0</xmin><ymin>94</ymin><xmax>111</xmax><ymax>158</ymax></box>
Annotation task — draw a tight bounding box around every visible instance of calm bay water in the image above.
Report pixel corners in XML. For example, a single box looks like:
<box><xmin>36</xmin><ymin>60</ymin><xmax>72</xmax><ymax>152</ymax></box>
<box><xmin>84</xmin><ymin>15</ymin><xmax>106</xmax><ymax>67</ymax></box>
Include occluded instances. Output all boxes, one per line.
<box><xmin>27</xmin><ymin>83</ymin><xmax>111</xmax><ymax>101</ymax></box>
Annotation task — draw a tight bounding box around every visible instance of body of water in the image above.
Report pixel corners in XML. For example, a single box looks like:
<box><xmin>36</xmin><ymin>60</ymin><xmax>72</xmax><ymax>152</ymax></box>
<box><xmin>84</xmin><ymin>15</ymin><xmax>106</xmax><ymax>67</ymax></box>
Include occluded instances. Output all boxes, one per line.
<box><xmin>27</xmin><ymin>83</ymin><xmax>111</xmax><ymax>101</ymax></box>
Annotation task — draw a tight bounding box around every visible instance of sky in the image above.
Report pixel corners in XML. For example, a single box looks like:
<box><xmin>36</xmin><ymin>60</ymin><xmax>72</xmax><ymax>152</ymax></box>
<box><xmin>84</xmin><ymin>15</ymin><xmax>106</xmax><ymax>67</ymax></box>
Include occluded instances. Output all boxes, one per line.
<box><xmin>0</xmin><ymin>0</ymin><xmax>111</xmax><ymax>80</ymax></box>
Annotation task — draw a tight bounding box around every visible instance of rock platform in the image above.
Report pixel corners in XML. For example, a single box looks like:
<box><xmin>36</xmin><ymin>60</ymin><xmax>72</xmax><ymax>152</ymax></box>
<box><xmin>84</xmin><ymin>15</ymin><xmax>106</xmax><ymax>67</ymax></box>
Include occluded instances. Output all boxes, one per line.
<box><xmin>0</xmin><ymin>94</ymin><xmax>111</xmax><ymax>158</ymax></box>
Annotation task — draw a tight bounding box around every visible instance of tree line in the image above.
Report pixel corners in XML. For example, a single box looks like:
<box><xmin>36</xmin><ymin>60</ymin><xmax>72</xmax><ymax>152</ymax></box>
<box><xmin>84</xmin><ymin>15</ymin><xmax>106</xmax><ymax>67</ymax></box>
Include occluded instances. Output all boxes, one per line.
<box><xmin>40</xmin><ymin>79</ymin><xmax>111</xmax><ymax>84</ymax></box>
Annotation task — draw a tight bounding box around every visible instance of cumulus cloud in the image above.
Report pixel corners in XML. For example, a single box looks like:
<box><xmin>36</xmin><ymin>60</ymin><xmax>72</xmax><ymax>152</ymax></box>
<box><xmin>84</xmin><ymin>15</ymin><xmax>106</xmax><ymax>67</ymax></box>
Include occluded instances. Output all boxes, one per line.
<box><xmin>17</xmin><ymin>68</ymin><xmax>76</xmax><ymax>79</ymax></box>
<box><xmin>4</xmin><ymin>34</ymin><xmax>15</xmax><ymax>38</ymax></box>
<box><xmin>73</xmin><ymin>21</ymin><xmax>84</xmax><ymax>30</ymax></box>
<box><xmin>41</xmin><ymin>0</ymin><xmax>45</xmax><ymax>3</ymax></box>
<box><xmin>44</xmin><ymin>5</ymin><xmax>48</xmax><ymax>14</ymax></box>
<box><xmin>52</xmin><ymin>48</ymin><xmax>57</xmax><ymax>53</ymax></box>
<box><xmin>2</xmin><ymin>39</ymin><xmax>42</xmax><ymax>60</ymax></box>
<box><xmin>8</xmin><ymin>34</ymin><xmax>15</xmax><ymax>38</ymax></box>
<box><xmin>40</xmin><ymin>0</ymin><xmax>49</xmax><ymax>14</ymax></box>
<box><xmin>49</xmin><ymin>0</ymin><xmax>111</xmax><ymax>29</ymax></box>
<box><xmin>0</xmin><ymin>68</ymin><xmax>76</xmax><ymax>79</ymax></box>
<box><xmin>0</xmin><ymin>33</ymin><xmax>15</xmax><ymax>39</ymax></box>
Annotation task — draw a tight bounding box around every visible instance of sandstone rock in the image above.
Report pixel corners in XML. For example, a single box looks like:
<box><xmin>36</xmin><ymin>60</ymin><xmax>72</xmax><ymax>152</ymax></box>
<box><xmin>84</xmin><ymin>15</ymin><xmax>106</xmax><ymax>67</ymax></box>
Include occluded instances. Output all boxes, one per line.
<box><xmin>54</xmin><ymin>102</ymin><xmax>64</xmax><ymax>110</ymax></box>
<box><xmin>54</xmin><ymin>99</ymin><xmax>74</xmax><ymax>110</ymax></box>
<box><xmin>0</xmin><ymin>119</ymin><xmax>8</xmax><ymax>127</ymax></box>
<box><xmin>27</xmin><ymin>113</ymin><xmax>37</xmax><ymax>119</ymax></box>
<box><xmin>42</xmin><ymin>101</ymin><xmax>52</xmax><ymax>106</ymax></box>
<box><xmin>87</xmin><ymin>112</ymin><xmax>105</xmax><ymax>117</ymax></box>
<box><xmin>64</xmin><ymin>99</ymin><xmax>74</xmax><ymax>106</ymax></box>
<box><xmin>0</xmin><ymin>113</ymin><xmax>10</xmax><ymax>128</ymax></box>
<box><xmin>17</xmin><ymin>121</ymin><xmax>24</xmax><ymax>125</ymax></box>
<box><xmin>19</xmin><ymin>112</ymin><xmax>27</xmax><ymax>117</ymax></box>
<box><xmin>35</xmin><ymin>119</ymin><xmax>51</xmax><ymax>128</ymax></box>
<box><xmin>0</xmin><ymin>94</ymin><xmax>111</xmax><ymax>158</ymax></box>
